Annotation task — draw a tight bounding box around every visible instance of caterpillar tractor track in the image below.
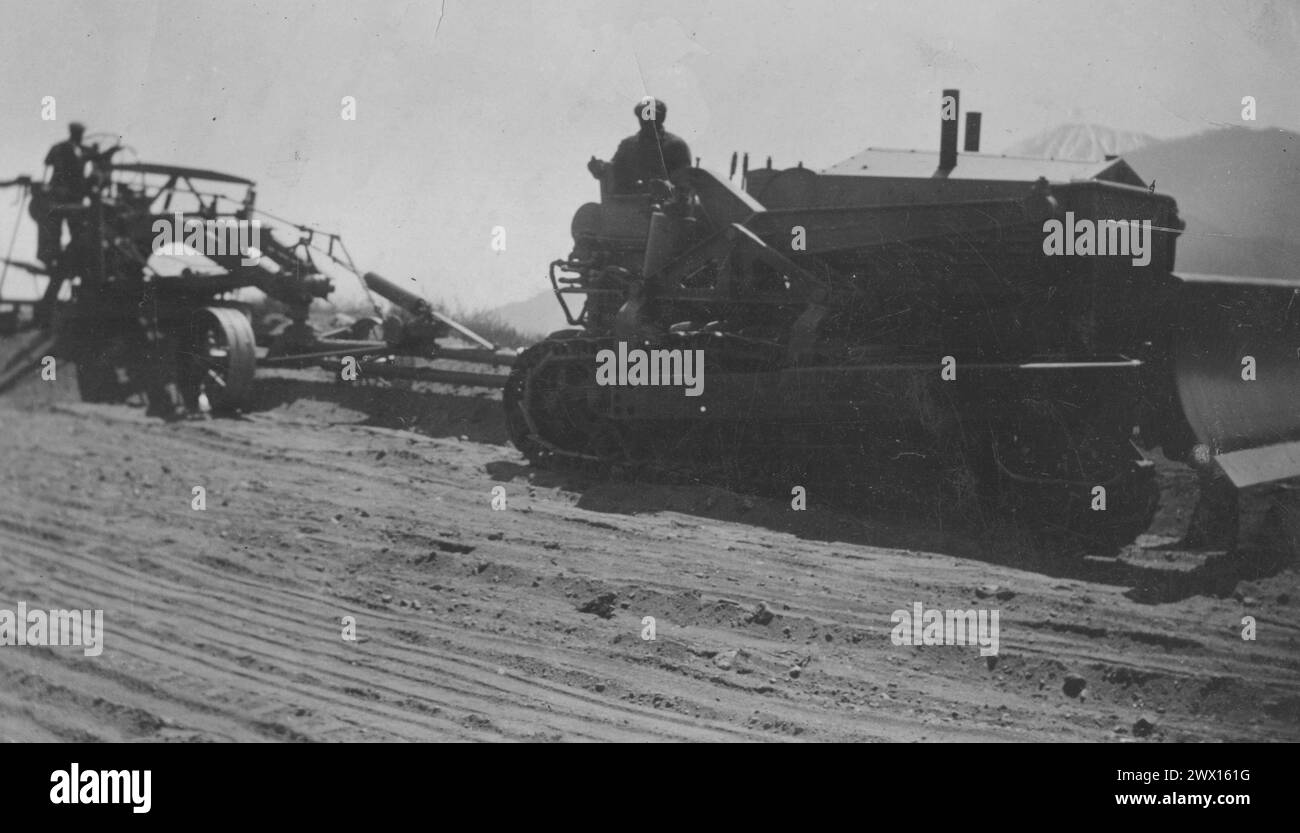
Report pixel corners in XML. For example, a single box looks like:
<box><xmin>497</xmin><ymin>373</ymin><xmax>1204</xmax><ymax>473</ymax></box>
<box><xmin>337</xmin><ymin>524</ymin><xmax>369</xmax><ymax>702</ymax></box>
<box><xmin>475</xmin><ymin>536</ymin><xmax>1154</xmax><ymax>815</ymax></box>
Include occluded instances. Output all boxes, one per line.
<box><xmin>507</xmin><ymin>90</ymin><xmax>1300</xmax><ymax>551</ymax></box>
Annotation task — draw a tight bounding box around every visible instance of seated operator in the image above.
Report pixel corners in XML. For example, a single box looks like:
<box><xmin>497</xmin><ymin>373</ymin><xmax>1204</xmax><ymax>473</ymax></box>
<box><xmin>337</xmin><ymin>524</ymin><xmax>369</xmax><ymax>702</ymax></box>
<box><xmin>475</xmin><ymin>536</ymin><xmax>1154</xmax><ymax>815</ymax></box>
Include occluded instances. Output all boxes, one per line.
<box><xmin>588</xmin><ymin>98</ymin><xmax>692</xmax><ymax>200</ymax></box>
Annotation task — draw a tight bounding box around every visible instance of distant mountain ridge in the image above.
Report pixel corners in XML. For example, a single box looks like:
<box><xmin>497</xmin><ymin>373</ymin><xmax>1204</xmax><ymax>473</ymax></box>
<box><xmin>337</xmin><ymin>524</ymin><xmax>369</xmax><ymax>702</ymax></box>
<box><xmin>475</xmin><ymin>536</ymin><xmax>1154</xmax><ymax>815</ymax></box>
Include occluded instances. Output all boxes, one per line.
<box><xmin>956</xmin><ymin>122</ymin><xmax>1299</xmax><ymax>281</ymax></box>
<box><xmin>492</xmin><ymin>289</ymin><xmax>571</xmax><ymax>340</ymax></box>
<box><xmin>1005</xmin><ymin>123</ymin><xmax>1158</xmax><ymax>161</ymax></box>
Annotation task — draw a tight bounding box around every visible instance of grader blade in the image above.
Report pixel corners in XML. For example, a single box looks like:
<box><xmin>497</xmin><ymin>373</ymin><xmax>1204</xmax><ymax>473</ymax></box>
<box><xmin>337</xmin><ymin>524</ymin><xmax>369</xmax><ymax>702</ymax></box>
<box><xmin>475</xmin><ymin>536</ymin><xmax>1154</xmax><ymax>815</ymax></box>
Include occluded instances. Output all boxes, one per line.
<box><xmin>1174</xmin><ymin>273</ymin><xmax>1300</xmax><ymax>488</ymax></box>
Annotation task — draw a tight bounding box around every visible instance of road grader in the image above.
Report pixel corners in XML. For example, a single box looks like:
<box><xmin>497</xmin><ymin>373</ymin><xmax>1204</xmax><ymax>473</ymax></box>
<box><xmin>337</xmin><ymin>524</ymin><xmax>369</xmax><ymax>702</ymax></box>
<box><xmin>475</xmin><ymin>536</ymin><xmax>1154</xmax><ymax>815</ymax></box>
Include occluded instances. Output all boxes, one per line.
<box><xmin>506</xmin><ymin>91</ymin><xmax>1300</xmax><ymax>550</ymax></box>
<box><xmin>0</xmin><ymin>151</ymin><xmax>513</xmax><ymax>414</ymax></box>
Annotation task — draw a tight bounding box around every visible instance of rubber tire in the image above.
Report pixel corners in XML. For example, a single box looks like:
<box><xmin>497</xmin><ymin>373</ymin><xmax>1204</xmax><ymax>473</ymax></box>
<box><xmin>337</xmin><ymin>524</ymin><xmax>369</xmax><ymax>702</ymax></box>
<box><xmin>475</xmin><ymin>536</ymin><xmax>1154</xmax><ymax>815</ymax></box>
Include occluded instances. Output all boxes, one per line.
<box><xmin>181</xmin><ymin>307</ymin><xmax>257</xmax><ymax>413</ymax></box>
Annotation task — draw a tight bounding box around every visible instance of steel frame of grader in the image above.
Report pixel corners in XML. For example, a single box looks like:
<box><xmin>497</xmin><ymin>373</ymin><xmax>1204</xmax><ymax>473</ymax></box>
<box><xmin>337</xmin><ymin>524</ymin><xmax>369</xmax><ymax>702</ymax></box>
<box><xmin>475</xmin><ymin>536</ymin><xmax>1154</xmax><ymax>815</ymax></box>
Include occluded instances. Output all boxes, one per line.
<box><xmin>0</xmin><ymin>157</ymin><xmax>514</xmax><ymax>407</ymax></box>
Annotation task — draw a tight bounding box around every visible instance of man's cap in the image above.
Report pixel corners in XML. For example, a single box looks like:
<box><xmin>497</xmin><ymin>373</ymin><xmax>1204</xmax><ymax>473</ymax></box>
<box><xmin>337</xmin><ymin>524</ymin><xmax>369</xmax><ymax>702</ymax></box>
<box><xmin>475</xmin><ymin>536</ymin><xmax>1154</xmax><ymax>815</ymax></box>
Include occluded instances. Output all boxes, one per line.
<box><xmin>68</xmin><ymin>122</ymin><xmax>85</xmax><ymax>134</ymax></box>
<box><xmin>634</xmin><ymin>97</ymin><xmax>667</xmax><ymax>123</ymax></box>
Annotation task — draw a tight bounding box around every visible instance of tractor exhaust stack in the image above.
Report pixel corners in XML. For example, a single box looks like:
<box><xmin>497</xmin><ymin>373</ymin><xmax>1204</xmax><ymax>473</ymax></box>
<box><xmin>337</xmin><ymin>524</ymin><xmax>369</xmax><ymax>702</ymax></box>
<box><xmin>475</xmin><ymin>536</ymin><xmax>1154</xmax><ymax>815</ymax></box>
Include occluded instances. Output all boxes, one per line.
<box><xmin>936</xmin><ymin>88</ymin><xmax>960</xmax><ymax>177</ymax></box>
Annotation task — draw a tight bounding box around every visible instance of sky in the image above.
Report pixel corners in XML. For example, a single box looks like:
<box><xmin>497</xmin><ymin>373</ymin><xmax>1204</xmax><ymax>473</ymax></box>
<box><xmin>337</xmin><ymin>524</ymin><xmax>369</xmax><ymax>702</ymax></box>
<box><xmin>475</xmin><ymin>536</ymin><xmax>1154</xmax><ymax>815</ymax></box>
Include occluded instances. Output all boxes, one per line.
<box><xmin>1</xmin><ymin>0</ymin><xmax>1297</xmax><ymax>308</ymax></box>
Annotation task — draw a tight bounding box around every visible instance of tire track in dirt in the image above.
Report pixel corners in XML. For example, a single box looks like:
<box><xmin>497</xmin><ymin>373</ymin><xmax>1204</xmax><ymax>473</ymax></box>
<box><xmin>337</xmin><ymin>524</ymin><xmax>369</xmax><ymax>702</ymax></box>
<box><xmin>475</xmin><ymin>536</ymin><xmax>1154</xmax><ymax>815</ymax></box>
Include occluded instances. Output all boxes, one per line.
<box><xmin>1</xmin><ymin>375</ymin><xmax>1298</xmax><ymax>741</ymax></box>
<box><xmin>0</xmin><ymin>467</ymin><xmax>764</xmax><ymax>741</ymax></box>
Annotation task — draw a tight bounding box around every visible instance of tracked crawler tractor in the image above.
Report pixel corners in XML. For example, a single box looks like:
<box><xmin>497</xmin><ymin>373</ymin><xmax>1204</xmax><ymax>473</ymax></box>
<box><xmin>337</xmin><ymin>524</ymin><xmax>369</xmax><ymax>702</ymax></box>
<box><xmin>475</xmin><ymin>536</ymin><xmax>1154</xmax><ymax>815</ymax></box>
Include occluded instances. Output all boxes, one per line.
<box><xmin>506</xmin><ymin>91</ymin><xmax>1300</xmax><ymax>548</ymax></box>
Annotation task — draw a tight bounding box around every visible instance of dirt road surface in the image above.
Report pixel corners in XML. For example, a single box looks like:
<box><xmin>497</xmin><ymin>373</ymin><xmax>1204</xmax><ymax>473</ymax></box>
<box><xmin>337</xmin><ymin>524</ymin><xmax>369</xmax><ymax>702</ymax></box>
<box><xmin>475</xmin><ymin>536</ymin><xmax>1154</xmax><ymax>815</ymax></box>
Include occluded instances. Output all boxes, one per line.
<box><xmin>1</xmin><ymin>347</ymin><xmax>1298</xmax><ymax>741</ymax></box>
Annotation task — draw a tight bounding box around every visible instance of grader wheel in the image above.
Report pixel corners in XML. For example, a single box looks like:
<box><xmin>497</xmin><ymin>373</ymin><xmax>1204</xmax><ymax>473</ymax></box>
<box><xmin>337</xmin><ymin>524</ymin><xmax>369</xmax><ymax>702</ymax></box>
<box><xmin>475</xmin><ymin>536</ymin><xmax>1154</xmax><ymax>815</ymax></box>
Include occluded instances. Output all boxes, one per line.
<box><xmin>179</xmin><ymin>307</ymin><xmax>256</xmax><ymax>413</ymax></box>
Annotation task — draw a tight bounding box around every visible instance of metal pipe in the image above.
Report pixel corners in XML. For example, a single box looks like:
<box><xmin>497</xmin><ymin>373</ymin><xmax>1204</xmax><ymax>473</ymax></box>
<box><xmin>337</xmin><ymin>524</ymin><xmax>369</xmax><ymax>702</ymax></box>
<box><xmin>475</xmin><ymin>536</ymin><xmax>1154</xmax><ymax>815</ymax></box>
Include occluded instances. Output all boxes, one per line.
<box><xmin>937</xmin><ymin>88</ymin><xmax>959</xmax><ymax>175</ymax></box>
<box><xmin>964</xmin><ymin>112</ymin><xmax>982</xmax><ymax>153</ymax></box>
<box><xmin>321</xmin><ymin>360</ymin><xmax>508</xmax><ymax>389</ymax></box>
<box><xmin>364</xmin><ymin>271</ymin><xmax>430</xmax><ymax>315</ymax></box>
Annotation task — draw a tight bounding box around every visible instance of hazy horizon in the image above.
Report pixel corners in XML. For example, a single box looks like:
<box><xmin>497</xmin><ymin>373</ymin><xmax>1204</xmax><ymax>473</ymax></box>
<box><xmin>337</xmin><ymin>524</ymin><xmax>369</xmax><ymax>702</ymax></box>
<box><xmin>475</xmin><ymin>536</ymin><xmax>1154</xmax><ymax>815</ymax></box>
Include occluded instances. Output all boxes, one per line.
<box><xmin>2</xmin><ymin>0</ymin><xmax>1297</xmax><ymax>309</ymax></box>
